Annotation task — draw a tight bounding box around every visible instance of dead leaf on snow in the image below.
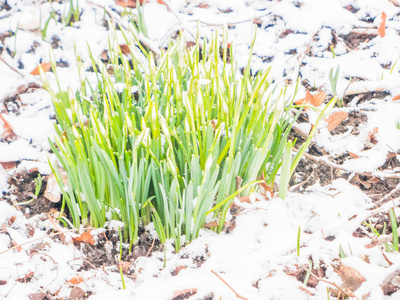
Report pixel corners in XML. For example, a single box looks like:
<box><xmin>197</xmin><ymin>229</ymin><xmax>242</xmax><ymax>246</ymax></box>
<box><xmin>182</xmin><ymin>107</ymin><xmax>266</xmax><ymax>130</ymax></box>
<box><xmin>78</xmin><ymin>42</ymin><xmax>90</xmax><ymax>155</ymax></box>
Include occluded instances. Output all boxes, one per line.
<box><xmin>368</xmin><ymin>127</ymin><xmax>379</xmax><ymax>145</ymax></box>
<box><xmin>0</xmin><ymin>280</ymin><xmax>6</xmax><ymax>285</ymax></box>
<box><xmin>348</xmin><ymin>151</ymin><xmax>360</xmax><ymax>159</ymax></box>
<box><xmin>295</xmin><ymin>90</ymin><xmax>326</xmax><ymax>107</ymax></box>
<box><xmin>392</xmin><ymin>94</ymin><xmax>400</xmax><ymax>101</ymax></box>
<box><xmin>30</xmin><ymin>62</ymin><xmax>51</xmax><ymax>76</ymax></box>
<box><xmin>172</xmin><ymin>288</ymin><xmax>198</xmax><ymax>299</ymax></box>
<box><xmin>44</xmin><ymin>169</ymin><xmax>68</xmax><ymax>203</ymax></box>
<box><xmin>203</xmin><ymin>221</ymin><xmax>219</xmax><ymax>228</ymax></box>
<box><xmin>326</xmin><ymin>111</ymin><xmax>348</xmax><ymax>131</ymax></box>
<box><xmin>16</xmin><ymin>271</ymin><xmax>34</xmax><ymax>283</ymax></box>
<box><xmin>68</xmin><ymin>275</ymin><xmax>84</xmax><ymax>285</ymax></box>
<box><xmin>0</xmin><ymin>114</ymin><xmax>17</xmax><ymax>142</ymax></box>
<box><xmin>332</xmin><ymin>260</ymin><xmax>366</xmax><ymax>293</ymax></box>
<box><xmin>28</xmin><ymin>292</ymin><xmax>47</xmax><ymax>300</ymax></box>
<box><xmin>72</xmin><ymin>231</ymin><xmax>95</xmax><ymax>245</ymax></box>
<box><xmin>69</xmin><ymin>286</ymin><xmax>86</xmax><ymax>300</ymax></box>
<box><xmin>380</xmin><ymin>152</ymin><xmax>400</xmax><ymax>170</ymax></box>
<box><xmin>0</xmin><ymin>161</ymin><xmax>18</xmax><ymax>169</ymax></box>
<box><xmin>119</xmin><ymin>44</ymin><xmax>130</xmax><ymax>56</ymax></box>
<box><xmin>378</xmin><ymin>12</ymin><xmax>387</xmax><ymax>38</ymax></box>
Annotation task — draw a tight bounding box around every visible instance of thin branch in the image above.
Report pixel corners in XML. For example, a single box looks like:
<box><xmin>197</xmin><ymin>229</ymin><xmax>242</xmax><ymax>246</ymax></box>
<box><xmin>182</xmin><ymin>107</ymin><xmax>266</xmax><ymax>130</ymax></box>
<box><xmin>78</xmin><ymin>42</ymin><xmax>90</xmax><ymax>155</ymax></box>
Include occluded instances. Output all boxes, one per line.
<box><xmin>211</xmin><ymin>270</ymin><xmax>249</xmax><ymax>300</ymax></box>
<box><xmin>302</xmin><ymin>267</ymin><xmax>360</xmax><ymax>300</ymax></box>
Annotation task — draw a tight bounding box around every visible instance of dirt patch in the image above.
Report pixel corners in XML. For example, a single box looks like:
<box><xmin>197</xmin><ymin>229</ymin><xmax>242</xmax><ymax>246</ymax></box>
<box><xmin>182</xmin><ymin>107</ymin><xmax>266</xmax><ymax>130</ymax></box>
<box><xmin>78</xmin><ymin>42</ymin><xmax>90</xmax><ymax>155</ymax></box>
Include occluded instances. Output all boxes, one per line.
<box><xmin>2</xmin><ymin>170</ymin><xmax>62</xmax><ymax>218</ymax></box>
<box><xmin>330</xmin><ymin>110</ymin><xmax>367</xmax><ymax>136</ymax></box>
<box><xmin>343</xmin><ymin>90</ymin><xmax>390</xmax><ymax>105</ymax></box>
<box><xmin>340</xmin><ymin>32</ymin><xmax>377</xmax><ymax>50</ymax></box>
<box><xmin>350</xmin><ymin>174</ymin><xmax>400</xmax><ymax>202</ymax></box>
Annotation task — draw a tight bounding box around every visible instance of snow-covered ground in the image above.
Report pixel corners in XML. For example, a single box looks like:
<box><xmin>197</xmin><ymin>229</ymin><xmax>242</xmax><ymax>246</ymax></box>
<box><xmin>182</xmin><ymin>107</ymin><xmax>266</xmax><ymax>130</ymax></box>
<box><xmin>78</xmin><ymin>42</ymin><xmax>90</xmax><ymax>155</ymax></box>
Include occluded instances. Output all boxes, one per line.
<box><xmin>1</xmin><ymin>0</ymin><xmax>400</xmax><ymax>299</ymax></box>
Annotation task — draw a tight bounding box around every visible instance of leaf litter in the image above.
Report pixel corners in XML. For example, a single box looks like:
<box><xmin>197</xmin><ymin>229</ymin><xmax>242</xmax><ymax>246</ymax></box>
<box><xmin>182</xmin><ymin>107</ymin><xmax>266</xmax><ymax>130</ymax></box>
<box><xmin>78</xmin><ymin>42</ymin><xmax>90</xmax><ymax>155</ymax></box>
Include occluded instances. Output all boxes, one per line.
<box><xmin>0</xmin><ymin>0</ymin><xmax>400</xmax><ymax>299</ymax></box>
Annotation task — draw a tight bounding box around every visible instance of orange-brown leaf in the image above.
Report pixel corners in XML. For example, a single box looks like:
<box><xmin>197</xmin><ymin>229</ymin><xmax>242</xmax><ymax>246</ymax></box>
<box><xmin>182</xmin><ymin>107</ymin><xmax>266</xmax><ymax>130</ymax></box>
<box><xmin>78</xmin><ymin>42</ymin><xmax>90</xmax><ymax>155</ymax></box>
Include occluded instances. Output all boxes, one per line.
<box><xmin>0</xmin><ymin>114</ymin><xmax>17</xmax><ymax>142</ymax></box>
<box><xmin>295</xmin><ymin>90</ymin><xmax>326</xmax><ymax>107</ymax></box>
<box><xmin>72</xmin><ymin>231</ymin><xmax>95</xmax><ymax>245</ymax></box>
<box><xmin>68</xmin><ymin>275</ymin><xmax>84</xmax><ymax>285</ymax></box>
<box><xmin>378</xmin><ymin>12</ymin><xmax>387</xmax><ymax>38</ymax></box>
<box><xmin>348</xmin><ymin>151</ymin><xmax>360</xmax><ymax>159</ymax></box>
<box><xmin>173</xmin><ymin>288</ymin><xmax>197</xmax><ymax>298</ymax></box>
<box><xmin>393</xmin><ymin>94</ymin><xmax>400</xmax><ymax>101</ymax></box>
<box><xmin>30</xmin><ymin>62</ymin><xmax>51</xmax><ymax>75</ymax></box>
<box><xmin>119</xmin><ymin>44</ymin><xmax>130</xmax><ymax>56</ymax></box>
<box><xmin>115</xmin><ymin>0</ymin><xmax>139</xmax><ymax>7</ymax></box>
<box><xmin>203</xmin><ymin>221</ymin><xmax>219</xmax><ymax>228</ymax></box>
<box><xmin>326</xmin><ymin>111</ymin><xmax>348</xmax><ymax>131</ymax></box>
<box><xmin>0</xmin><ymin>161</ymin><xmax>17</xmax><ymax>169</ymax></box>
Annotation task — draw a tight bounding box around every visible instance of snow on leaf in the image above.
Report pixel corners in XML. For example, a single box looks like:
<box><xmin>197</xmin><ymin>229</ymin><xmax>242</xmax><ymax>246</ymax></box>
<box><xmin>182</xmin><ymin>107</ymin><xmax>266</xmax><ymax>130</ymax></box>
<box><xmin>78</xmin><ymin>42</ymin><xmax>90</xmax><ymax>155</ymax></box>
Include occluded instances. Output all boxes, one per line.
<box><xmin>30</xmin><ymin>62</ymin><xmax>51</xmax><ymax>76</ymax></box>
<box><xmin>325</xmin><ymin>111</ymin><xmax>348</xmax><ymax>131</ymax></box>
<box><xmin>378</xmin><ymin>12</ymin><xmax>387</xmax><ymax>38</ymax></box>
<box><xmin>0</xmin><ymin>114</ymin><xmax>17</xmax><ymax>142</ymax></box>
<box><xmin>172</xmin><ymin>288</ymin><xmax>198</xmax><ymax>299</ymax></box>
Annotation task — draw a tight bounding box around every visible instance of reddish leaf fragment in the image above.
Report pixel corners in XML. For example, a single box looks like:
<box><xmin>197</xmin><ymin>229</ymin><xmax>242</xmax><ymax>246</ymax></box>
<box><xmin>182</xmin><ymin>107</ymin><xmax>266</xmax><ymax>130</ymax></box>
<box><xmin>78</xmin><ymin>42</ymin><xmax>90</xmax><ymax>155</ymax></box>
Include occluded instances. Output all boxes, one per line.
<box><xmin>393</xmin><ymin>95</ymin><xmax>400</xmax><ymax>101</ymax></box>
<box><xmin>44</xmin><ymin>169</ymin><xmax>68</xmax><ymax>203</ymax></box>
<box><xmin>295</xmin><ymin>90</ymin><xmax>326</xmax><ymax>107</ymax></box>
<box><xmin>172</xmin><ymin>265</ymin><xmax>187</xmax><ymax>276</ymax></box>
<box><xmin>30</xmin><ymin>62</ymin><xmax>51</xmax><ymax>76</ymax></box>
<box><xmin>203</xmin><ymin>221</ymin><xmax>219</xmax><ymax>228</ymax></box>
<box><xmin>68</xmin><ymin>275</ymin><xmax>84</xmax><ymax>285</ymax></box>
<box><xmin>325</xmin><ymin>111</ymin><xmax>348</xmax><ymax>131</ymax></box>
<box><xmin>28</xmin><ymin>292</ymin><xmax>47</xmax><ymax>300</ymax></box>
<box><xmin>378</xmin><ymin>12</ymin><xmax>387</xmax><ymax>38</ymax></box>
<box><xmin>172</xmin><ymin>288</ymin><xmax>198</xmax><ymax>299</ymax></box>
<box><xmin>119</xmin><ymin>44</ymin><xmax>130</xmax><ymax>56</ymax></box>
<box><xmin>0</xmin><ymin>161</ymin><xmax>17</xmax><ymax>169</ymax></box>
<box><xmin>16</xmin><ymin>271</ymin><xmax>34</xmax><ymax>283</ymax></box>
<box><xmin>72</xmin><ymin>231</ymin><xmax>95</xmax><ymax>245</ymax></box>
<box><xmin>0</xmin><ymin>280</ymin><xmax>6</xmax><ymax>285</ymax></box>
<box><xmin>69</xmin><ymin>286</ymin><xmax>86</xmax><ymax>300</ymax></box>
<box><xmin>0</xmin><ymin>114</ymin><xmax>17</xmax><ymax>142</ymax></box>
<box><xmin>368</xmin><ymin>127</ymin><xmax>379</xmax><ymax>144</ymax></box>
<box><xmin>348</xmin><ymin>151</ymin><xmax>360</xmax><ymax>159</ymax></box>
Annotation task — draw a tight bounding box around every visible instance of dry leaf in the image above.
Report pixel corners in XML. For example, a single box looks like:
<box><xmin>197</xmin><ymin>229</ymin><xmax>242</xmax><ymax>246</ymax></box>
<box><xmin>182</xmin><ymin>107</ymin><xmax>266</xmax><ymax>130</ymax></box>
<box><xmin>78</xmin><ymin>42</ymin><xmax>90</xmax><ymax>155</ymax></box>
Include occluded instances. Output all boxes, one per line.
<box><xmin>295</xmin><ymin>90</ymin><xmax>326</xmax><ymax>107</ymax></box>
<box><xmin>115</xmin><ymin>0</ymin><xmax>139</xmax><ymax>7</ymax></box>
<box><xmin>333</xmin><ymin>262</ymin><xmax>366</xmax><ymax>292</ymax></box>
<box><xmin>16</xmin><ymin>271</ymin><xmax>34</xmax><ymax>283</ymax></box>
<box><xmin>0</xmin><ymin>114</ymin><xmax>17</xmax><ymax>142</ymax></box>
<box><xmin>325</xmin><ymin>111</ymin><xmax>348</xmax><ymax>131</ymax></box>
<box><xmin>368</xmin><ymin>127</ymin><xmax>379</xmax><ymax>144</ymax></box>
<box><xmin>378</xmin><ymin>12</ymin><xmax>387</xmax><ymax>38</ymax></box>
<box><xmin>118</xmin><ymin>261</ymin><xmax>131</xmax><ymax>273</ymax></box>
<box><xmin>28</xmin><ymin>292</ymin><xmax>47</xmax><ymax>300</ymax></box>
<box><xmin>44</xmin><ymin>169</ymin><xmax>68</xmax><ymax>203</ymax></box>
<box><xmin>69</xmin><ymin>287</ymin><xmax>86</xmax><ymax>300</ymax></box>
<box><xmin>203</xmin><ymin>221</ymin><xmax>219</xmax><ymax>228</ymax></box>
<box><xmin>172</xmin><ymin>288</ymin><xmax>198</xmax><ymax>299</ymax></box>
<box><xmin>68</xmin><ymin>275</ymin><xmax>84</xmax><ymax>285</ymax></box>
<box><xmin>393</xmin><ymin>95</ymin><xmax>400</xmax><ymax>101</ymax></box>
<box><xmin>119</xmin><ymin>44</ymin><xmax>130</xmax><ymax>56</ymax></box>
<box><xmin>0</xmin><ymin>161</ymin><xmax>17</xmax><ymax>169</ymax></box>
<box><xmin>0</xmin><ymin>280</ymin><xmax>7</xmax><ymax>285</ymax></box>
<box><xmin>348</xmin><ymin>151</ymin><xmax>360</xmax><ymax>159</ymax></box>
<box><xmin>72</xmin><ymin>231</ymin><xmax>95</xmax><ymax>245</ymax></box>
<box><xmin>258</xmin><ymin>173</ymin><xmax>273</xmax><ymax>198</ymax></box>
<box><xmin>30</xmin><ymin>62</ymin><xmax>51</xmax><ymax>76</ymax></box>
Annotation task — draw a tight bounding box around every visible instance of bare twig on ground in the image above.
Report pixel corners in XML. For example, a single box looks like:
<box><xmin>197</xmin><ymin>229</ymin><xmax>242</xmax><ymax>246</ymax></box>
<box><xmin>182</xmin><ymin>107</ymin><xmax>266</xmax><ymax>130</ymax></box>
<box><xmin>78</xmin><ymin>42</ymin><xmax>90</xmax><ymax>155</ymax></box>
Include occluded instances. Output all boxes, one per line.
<box><xmin>370</xmin><ymin>181</ymin><xmax>400</xmax><ymax>209</ymax></box>
<box><xmin>145</xmin><ymin>238</ymin><xmax>156</xmax><ymax>257</ymax></box>
<box><xmin>0</xmin><ymin>56</ymin><xmax>26</xmax><ymax>78</ymax></box>
<box><xmin>302</xmin><ymin>267</ymin><xmax>360</xmax><ymax>300</ymax></box>
<box><xmin>211</xmin><ymin>270</ymin><xmax>249</xmax><ymax>300</ymax></box>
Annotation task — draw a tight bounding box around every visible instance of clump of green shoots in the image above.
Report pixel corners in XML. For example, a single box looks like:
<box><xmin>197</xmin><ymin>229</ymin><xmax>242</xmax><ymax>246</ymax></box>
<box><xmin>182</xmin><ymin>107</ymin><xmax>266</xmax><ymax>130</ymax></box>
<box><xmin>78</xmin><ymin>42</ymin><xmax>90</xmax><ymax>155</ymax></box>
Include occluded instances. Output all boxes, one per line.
<box><xmin>42</xmin><ymin>25</ymin><xmax>335</xmax><ymax>251</ymax></box>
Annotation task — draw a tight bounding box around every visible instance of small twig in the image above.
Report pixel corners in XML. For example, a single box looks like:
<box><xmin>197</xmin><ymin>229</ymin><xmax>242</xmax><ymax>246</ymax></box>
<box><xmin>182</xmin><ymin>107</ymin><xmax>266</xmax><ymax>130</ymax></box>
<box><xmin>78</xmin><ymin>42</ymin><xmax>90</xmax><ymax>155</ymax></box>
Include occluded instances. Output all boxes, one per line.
<box><xmin>302</xmin><ymin>267</ymin><xmax>359</xmax><ymax>300</ymax></box>
<box><xmin>31</xmin><ymin>252</ymin><xmax>59</xmax><ymax>289</ymax></box>
<box><xmin>370</xmin><ymin>181</ymin><xmax>400</xmax><ymax>209</ymax></box>
<box><xmin>145</xmin><ymin>238</ymin><xmax>156</xmax><ymax>257</ymax></box>
<box><xmin>188</xmin><ymin>12</ymin><xmax>272</xmax><ymax>27</ymax></box>
<box><xmin>289</xmin><ymin>172</ymin><xmax>314</xmax><ymax>192</ymax></box>
<box><xmin>211</xmin><ymin>270</ymin><xmax>249</xmax><ymax>300</ymax></box>
<box><xmin>0</xmin><ymin>56</ymin><xmax>26</xmax><ymax>78</ymax></box>
<box><xmin>0</xmin><ymin>228</ymin><xmax>84</xmax><ymax>255</ymax></box>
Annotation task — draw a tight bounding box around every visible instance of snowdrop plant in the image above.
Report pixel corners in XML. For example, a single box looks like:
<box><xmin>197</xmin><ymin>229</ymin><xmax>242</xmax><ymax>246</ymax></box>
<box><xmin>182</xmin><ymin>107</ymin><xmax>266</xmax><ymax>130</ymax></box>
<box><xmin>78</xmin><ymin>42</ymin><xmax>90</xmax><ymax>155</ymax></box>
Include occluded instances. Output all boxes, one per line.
<box><xmin>42</xmin><ymin>27</ymin><xmax>333</xmax><ymax>251</ymax></box>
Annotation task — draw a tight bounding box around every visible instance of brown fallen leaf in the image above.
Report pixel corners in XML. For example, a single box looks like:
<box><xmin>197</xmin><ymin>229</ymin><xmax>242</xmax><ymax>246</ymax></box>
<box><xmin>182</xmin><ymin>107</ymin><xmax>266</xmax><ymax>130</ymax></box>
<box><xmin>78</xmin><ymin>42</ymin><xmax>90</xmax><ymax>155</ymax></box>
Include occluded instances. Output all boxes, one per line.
<box><xmin>0</xmin><ymin>280</ymin><xmax>6</xmax><ymax>285</ymax></box>
<box><xmin>259</xmin><ymin>173</ymin><xmax>273</xmax><ymax>198</ymax></box>
<box><xmin>295</xmin><ymin>90</ymin><xmax>326</xmax><ymax>107</ymax></box>
<box><xmin>0</xmin><ymin>161</ymin><xmax>18</xmax><ymax>169</ymax></box>
<box><xmin>325</xmin><ymin>111</ymin><xmax>349</xmax><ymax>131</ymax></box>
<box><xmin>0</xmin><ymin>114</ymin><xmax>17</xmax><ymax>142</ymax></box>
<box><xmin>203</xmin><ymin>221</ymin><xmax>219</xmax><ymax>228</ymax></box>
<box><xmin>119</xmin><ymin>44</ymin><xmax>130</xmax><ymax>56</ymax></box>
<box><xmin>378</xmin><ymin>12</ymin><xmax>387</xmax><ymax>38</ymax></box>
<box><xmin>72</xmin><ymin>231</ymin><xmax>95</xmax><ymax>245</ymax></box>
<box><xmin>68</xmin><ymin>275</ymin><xmax>84</xmax><ymax>285</ymax></box>
<box><xmin>28</xmin><ymin>292</ymin><xmax>47</xmax><ymax>300</ymax></box>
<box><xmin>348</xmin><ymin>152</ymin><xmax>360</xmax><ymax>159</ymax></box>
<box><xmin>332</xmin><ymin>261</ymin><xmax>366</xmax><ymax>295</ymax></box>
<box><xmin>393</xmin><ymin>95</ymin><xmax>400</xmax><ymax>101</ymax></box>
<box><xmin>119</xmin><ymin>261</ymin><xmax>131</xmax><ymax>273</ymax></box>
<box><xmin>30</xmin><ymin>62</ymin><xmax>51</xmax><ymax>76</ymax></box>
<box><xmin>368</xmin><ymin>127</ymin><xmax>379</xmax><ymax>144</ymax></box>
<box><xmin>172</xmin><ymin>288</ymin><xmax>198</xmax><ymax>299</ymax></box>
<box><xmin>69</xmin><ymin>286</ymin><xmax>86</xmax><ymax>300</ymax></box>
<box><xmin>16</xmin><ymin>271</ymin><xmax>34</xmax><ymax>283</ymax></box>
<box><xmin>44</xmin><ymin>169</ymin><xmax>68</xmax><ymax>203</ymax></box>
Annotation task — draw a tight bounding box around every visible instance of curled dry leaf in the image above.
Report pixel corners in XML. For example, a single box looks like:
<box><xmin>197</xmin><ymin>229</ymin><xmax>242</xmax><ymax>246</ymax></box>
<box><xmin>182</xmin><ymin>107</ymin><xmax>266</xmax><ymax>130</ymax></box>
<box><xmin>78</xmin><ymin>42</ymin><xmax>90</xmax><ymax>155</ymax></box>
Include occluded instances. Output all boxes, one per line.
<box><xmin>172</xmin><ymin>288</ymin><xmax>198</xmax><ymax>299</ymax></box>
<box><xmin>68</xmin><ymin>275</ymin><xmax>84</xmax><ymax>285</ymax></box>
<box><xmin>44</xmin><ymin>168</ymin><xmax>68</xmax><ymax>203</ymax></box>
<box><xmin>0</xmin><ymin>114</ymin><xmax>17</xmax><ymax>142</ymax></box>
<box><xmin>378</xmin><ymin>12</ymin><xmax>387</xmax><ymax>38</ymax></box>
<box><xmin>72</xmin><ymin>231</ymin><xmax>96</xmax><ymax>245</ymax></box>
<box><xmin>295</xmin><ymin>90</ymin><xmax>326</xmax><ymax>107</ymax></box>
<box><xmin>30</xmin><ymin>62</ymin><xmax>51</xmax><ymax>76</ymax></box>
<box><xmin>325</xmin><ymin>111</ymin><xmax>348</xmax><ymax>131</ymax></box>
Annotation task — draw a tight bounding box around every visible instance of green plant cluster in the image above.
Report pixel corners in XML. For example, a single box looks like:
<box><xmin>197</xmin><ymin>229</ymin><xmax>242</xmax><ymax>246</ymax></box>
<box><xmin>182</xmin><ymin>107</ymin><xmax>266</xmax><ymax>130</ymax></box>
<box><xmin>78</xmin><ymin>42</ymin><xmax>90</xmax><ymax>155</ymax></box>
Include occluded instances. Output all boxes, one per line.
<box><xmin>42</xmin><ymin>26</ymin><xmax>333</xmax><ymax>251</ymax></box>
